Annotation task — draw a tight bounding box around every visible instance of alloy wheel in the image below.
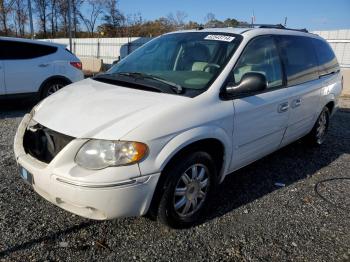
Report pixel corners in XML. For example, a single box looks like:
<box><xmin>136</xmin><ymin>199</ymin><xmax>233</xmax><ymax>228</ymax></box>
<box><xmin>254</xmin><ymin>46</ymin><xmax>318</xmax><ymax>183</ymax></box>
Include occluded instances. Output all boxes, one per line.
<box><xmin>173</xmin><ymin>164</ymin><xmax>209</xmax><ymax>217</ymax></box>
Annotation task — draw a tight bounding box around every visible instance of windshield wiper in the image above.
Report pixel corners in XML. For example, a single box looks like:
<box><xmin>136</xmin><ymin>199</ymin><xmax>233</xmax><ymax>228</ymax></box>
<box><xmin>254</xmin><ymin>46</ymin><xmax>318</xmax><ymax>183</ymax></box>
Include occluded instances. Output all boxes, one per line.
<box><xmin>118</xmin><ymin>72</ymin><xmax>184</xmax><ymax>94</ymax></box>
<box><xmin>93</xmin><ymin>74</ymin><xmax>164</xmax><ymax>93</ymax></box>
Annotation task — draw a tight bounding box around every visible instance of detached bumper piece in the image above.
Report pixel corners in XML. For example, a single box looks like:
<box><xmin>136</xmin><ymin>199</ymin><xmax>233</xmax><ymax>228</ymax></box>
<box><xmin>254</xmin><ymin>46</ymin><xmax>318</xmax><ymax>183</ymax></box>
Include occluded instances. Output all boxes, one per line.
<box><xmin>23</xmin><ymin>123</ymin><xmax>74</xmax><ymax>164</ymax></box>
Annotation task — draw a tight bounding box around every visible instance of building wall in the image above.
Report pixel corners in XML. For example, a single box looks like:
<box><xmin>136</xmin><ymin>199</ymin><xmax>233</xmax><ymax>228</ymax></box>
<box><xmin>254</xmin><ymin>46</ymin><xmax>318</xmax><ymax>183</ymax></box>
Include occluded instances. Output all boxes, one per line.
<box><xmin>42</xmin><ymin>37</ymin><xmax>152</xmax><ymax>64</ymax></box>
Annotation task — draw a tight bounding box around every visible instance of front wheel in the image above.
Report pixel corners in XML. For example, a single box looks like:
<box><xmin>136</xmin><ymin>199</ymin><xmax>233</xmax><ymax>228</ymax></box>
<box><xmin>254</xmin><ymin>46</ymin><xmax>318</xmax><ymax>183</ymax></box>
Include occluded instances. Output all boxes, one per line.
<box><xmin>306</xmin><ymin>107</ymin><xmax>330</xmax><ymax>145</ymax></box>
<box><xmin>157</xmin><ymin>151</ymin><xmax>217</xmax><ymax>228</ymax></box>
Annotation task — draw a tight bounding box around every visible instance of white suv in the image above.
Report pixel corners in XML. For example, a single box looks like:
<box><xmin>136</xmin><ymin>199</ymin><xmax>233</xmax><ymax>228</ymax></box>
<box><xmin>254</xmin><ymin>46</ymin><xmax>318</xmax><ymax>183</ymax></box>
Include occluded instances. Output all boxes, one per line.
<box><xmin>0</xmin><ymin>37</ymin><xmax>84</xmax><ymax>99</ymax></box>
<box><xmin>14</xmin><ymin>26</ymin><xmax>343</xmax><ymax>228</ymax></box>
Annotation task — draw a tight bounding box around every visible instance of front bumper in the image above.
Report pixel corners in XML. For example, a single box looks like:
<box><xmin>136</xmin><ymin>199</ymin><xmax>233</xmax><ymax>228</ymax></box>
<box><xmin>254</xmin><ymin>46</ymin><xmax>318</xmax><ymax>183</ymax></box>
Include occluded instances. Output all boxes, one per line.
<box><xmin>14</xmin><ymin>114</ymin><xmax>160</xmax><ymax>220</ymax></box>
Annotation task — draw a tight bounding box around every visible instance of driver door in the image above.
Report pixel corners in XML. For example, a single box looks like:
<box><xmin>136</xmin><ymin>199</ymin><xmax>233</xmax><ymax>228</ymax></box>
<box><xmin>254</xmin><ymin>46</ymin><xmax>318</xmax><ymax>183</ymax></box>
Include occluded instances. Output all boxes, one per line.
<box><xmin>228</xmin><ymin>36</ymin><xmax>292</xmax><ymax>171</ymax></box>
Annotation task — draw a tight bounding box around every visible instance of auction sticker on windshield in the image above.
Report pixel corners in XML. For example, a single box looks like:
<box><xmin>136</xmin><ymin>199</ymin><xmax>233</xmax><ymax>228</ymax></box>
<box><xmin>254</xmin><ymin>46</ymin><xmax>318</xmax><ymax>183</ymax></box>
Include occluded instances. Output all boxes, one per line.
<box><xmin>204</xmin><ymin>35</ymin><xmax>235</xmax><ymax>42</ymax></box>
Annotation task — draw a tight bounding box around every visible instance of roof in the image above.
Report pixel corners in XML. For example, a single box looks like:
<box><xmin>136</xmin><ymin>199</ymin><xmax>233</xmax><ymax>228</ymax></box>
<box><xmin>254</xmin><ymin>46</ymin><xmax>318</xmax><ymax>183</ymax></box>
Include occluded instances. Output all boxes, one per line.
<box><xmin>0</xmin><ymin>36</ymin><xmax>66</xmax><ymax>48</ymax></box>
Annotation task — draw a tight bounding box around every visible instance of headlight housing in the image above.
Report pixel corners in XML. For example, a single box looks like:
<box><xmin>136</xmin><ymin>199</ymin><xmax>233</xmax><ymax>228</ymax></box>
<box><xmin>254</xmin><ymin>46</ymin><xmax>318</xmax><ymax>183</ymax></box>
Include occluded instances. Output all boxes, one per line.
<box><xmin>75</xmin><ymin>140</ymin><xmax>148</xmax><ymax>170</ymax></box>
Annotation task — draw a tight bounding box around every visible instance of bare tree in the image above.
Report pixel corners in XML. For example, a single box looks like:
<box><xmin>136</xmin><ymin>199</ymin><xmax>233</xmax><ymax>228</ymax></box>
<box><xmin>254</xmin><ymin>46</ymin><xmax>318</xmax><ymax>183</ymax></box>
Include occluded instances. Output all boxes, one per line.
<box><xmin>34</xmin><ymin>0</ymin><xmax>49</xmax><ymax>37</ymax></box>
<box><xmin>56</xmin><ymin>0</ymin><xmax>68</xmax><ymax>36</ymax></box>
<box><xmin>167</xmin><ymin>11</ymin><xmax>187</xmax><ymax>27</ymax></box>
<box><xmin>47</xmin><ymin>0</ymin><xmax>58</xmax><ymax>37</ymax></box>
<box><xmin>71</xmin><ymin>0</ymin><xmax>83</xmax><ymax>37</ymax></box>
<box><xmin>79</xmin><ymin>0</ymin><xmax>105</xmax><ymax>36</ymax></box>
<box><xmin>98</xmin><ymin>0</ymin><xmax>125</xmax><ymax>36</ymax></box>
<box><xmin>0</xmin><ymin>0</ymin><xmax>12</xmax><ymax>35</ymax></box>
<box><xmin>204</xmin><ymin>12</ymin><xmax>216</xmax><ymax>24</ymax></box>
<box><xmin>12</xmin><ymin>0</ymin><xmax>28</xmax><ymax>36</ymax></box>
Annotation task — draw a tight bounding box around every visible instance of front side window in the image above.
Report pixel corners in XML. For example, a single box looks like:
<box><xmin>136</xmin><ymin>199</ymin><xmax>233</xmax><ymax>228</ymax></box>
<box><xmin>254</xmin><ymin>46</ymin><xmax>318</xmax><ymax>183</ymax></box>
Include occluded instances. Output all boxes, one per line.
<box><xmin>100</xmin><ymin>32</ymin><xmax>241</xmax><ymax>97</ymax></box>
<box><xmin>278</xmin><ymin>36</ymin><xmax>319</xmax><ymax>86</ymax></box>
<box><xmin>0</xmin><ymin>40</ymin><xmax>57</xmax><ymax>60</ymax></box>
<box><xmin>232</xmin><ymin>36</ymin><xmax>283</xmax><ymax>89</ymax></box>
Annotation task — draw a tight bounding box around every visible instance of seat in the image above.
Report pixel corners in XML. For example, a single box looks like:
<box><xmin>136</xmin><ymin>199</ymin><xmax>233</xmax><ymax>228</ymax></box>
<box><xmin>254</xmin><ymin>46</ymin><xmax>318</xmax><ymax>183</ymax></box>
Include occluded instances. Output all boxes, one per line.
<box><xmin>177</xmin><ymin>43</ymin><xmax>210</xmax><ymax>71</ymax></box>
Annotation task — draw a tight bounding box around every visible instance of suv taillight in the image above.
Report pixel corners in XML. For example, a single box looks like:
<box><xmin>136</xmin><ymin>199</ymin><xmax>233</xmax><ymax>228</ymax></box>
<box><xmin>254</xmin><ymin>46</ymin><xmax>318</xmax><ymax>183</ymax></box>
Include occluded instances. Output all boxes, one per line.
<box><xmin>70</xmin><ymin>62</ymin><xmax>82</xmax><ymax>70</ymax></box>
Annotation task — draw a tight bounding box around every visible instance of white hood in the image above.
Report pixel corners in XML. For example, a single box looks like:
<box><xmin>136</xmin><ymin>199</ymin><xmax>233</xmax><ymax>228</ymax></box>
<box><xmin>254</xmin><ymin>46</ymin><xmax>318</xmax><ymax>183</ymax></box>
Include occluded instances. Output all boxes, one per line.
<box><xmin>33</xmin><ymin>78</ymin><xmax>189</xmax><ymax>140</ymax></box>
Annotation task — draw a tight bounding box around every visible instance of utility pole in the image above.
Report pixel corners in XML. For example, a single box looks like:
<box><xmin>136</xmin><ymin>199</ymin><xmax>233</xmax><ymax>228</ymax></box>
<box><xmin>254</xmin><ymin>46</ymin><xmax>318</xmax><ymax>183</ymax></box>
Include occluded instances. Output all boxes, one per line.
<box><xmin>67</xmin><ymin>0</ymin><xmax>73</xmax><ymax>51</ymax></box>
<box><xmin>27</xmin><ymin>0</ymin><xmax>34</xmax><ymax>39</ymax></box>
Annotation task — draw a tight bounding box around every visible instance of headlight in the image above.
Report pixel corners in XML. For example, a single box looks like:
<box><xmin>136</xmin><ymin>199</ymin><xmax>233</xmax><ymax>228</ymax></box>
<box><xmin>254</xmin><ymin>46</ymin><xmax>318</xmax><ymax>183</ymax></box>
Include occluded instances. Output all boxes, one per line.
<box><xmin>75</xmin><ymin>140</ymin><xmax>148</xmax><ymax>170</ymax></box>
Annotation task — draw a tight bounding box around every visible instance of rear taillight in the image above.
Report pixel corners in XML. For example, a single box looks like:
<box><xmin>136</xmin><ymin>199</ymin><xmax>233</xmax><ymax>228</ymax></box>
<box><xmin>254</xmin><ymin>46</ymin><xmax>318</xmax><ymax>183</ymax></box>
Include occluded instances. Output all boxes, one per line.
<box><xmin>70</xmin><ymin>62</ymin><xmax>82</xmax><ymax>70</ymax></box>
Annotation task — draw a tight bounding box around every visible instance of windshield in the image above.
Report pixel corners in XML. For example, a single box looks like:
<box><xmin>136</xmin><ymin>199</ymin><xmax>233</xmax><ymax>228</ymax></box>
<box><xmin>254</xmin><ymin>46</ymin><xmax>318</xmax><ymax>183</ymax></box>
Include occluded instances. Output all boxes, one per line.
<box><xmin>103</xmin><ymin>32</ymin><xmax>242</xmax><ymax>97</ymax></box>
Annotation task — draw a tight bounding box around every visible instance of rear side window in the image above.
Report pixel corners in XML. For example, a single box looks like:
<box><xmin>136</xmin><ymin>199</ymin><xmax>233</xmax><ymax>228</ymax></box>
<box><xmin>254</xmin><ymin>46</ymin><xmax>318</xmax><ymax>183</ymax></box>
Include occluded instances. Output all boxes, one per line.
<box><xmin>278</xmin><ymin>36</ymin><xmax>319</xmax><ymax>86</ymax></box>
<box><xmin>312</xmin><ymin>38</ymin><xmax>339</xmax><ymax>75</ymax></box>
<box><xmin>0</xmin><ymin>40</ymin><xmax>57</xmax><ymax>60</ymax></box>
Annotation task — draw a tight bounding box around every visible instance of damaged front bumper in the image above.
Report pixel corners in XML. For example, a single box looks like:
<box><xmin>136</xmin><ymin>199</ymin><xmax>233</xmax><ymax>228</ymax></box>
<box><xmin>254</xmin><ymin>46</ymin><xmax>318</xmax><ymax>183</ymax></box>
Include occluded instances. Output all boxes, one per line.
<box><xmin>14</xmin><ymin>114</ymin><xmax>160</xmax><ymax>220</ymax></box>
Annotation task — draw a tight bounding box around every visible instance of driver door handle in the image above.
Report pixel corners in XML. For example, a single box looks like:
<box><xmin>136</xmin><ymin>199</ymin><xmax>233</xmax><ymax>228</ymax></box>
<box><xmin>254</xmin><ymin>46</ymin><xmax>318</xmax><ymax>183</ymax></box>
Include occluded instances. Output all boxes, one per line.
<box><xmin>278</xmin><ymin>102</ymin><xmax>289</xmax><ymax>113</ymax></box>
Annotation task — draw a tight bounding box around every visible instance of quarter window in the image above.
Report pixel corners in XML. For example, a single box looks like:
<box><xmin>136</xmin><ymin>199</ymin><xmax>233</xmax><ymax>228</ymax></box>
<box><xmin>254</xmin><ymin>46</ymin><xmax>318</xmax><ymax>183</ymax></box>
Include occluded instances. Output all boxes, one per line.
<box><xmin>312</xmin><ymin>38</ymin><xmax>339</xmax><ymax>75</ymax></box>
<box><xmin>232</xmin><ymin>36</ymin><xmax>283</xmax><ymax>89</ymax></box>
<box><xmin>0</xmin><ymin>40</ymin><xmax>57</xmax><ymax>60</ymax></box>
<box><xmin>278</xmin><ymin>36</ymin><xmax>319</xmax><ymax>86</ymax></box>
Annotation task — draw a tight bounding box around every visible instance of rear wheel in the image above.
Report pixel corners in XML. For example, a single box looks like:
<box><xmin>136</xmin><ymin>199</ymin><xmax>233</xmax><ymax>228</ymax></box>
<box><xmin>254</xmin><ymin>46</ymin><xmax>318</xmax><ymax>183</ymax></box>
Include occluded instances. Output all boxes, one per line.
<box><xmin>41</xmin><ymin>79</ymin><xmax>69</xmax><ymax>98</ymax></box>
<box><xmin>157</xmin><ymin>151</ymin><xmax>217</xmax><ymax>228</ymax></box>
<box><xmin>306</xmin><ymin>107</ymin><xmax>330</xmax><ymax>145</ymax></box>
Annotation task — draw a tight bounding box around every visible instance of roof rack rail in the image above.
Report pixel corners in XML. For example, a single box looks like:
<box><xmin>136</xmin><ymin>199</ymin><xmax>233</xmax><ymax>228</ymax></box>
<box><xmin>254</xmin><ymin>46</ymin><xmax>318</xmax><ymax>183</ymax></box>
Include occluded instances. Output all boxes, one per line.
<box><xmin>238</xmin><ymin>23</ymin><xmax>309</xmax><ymax>33</ymax></box>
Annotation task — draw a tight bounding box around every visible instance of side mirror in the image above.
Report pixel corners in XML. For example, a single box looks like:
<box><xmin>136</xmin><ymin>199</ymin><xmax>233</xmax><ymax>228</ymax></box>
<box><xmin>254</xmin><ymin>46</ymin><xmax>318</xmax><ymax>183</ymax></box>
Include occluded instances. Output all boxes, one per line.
<box><xmin>225</xmin><ymin>72</ymin><xmax>267</xmax><ymax>96</ymax></box>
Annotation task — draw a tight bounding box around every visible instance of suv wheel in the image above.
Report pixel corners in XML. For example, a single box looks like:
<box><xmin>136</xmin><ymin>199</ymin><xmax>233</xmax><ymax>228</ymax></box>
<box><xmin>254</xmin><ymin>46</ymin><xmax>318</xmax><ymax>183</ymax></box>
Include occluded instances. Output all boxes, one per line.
<box><xmin>306</xmin><ymin>107</ymin><xmax>330</xmax><ymax>145</ymax></box>
<box><xmin>41</xmin><ymin>79</ymin><xmax>68</xmax><ymax>98</ymax></box>
<box><xmin>157</xmin><ymin>151</ymin><xmax>217</xmax><ymax>228</ymax></box>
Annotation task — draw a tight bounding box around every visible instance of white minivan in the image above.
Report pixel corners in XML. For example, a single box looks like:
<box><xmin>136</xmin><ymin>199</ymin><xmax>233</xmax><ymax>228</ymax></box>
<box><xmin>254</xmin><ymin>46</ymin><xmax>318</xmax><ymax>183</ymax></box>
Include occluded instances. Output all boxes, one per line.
<box><xmin>0</xmin><ymin>37</ymin><xmax>84</xmax><ymax>99</ymax></box>
<box><xmin>14</xmin><ymin>26</ymin><xmax>343</xmax><ymax>228</ymax></box>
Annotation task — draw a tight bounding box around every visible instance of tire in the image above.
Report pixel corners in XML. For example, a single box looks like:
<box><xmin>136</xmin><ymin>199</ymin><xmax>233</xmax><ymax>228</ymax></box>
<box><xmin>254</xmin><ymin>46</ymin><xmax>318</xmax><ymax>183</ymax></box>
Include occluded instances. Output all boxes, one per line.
<box><xmin>41</xmin><ymin>79</ymin><xmax>69</xmax><ymax>98</ymax></box>
<box><xmin>157</xmin><ymin>151</ymin><xmax>217</xmax><ymax>229</ymax></box>
<box><xmin>306</xmin><ymin>107</ymin><xmax>330</xmax><ymax>146</ymax></box>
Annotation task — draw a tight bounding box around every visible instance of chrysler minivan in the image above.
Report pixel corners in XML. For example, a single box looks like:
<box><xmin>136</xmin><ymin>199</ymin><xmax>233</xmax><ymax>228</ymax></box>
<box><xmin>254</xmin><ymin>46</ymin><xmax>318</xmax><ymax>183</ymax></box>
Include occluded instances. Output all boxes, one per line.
<box><xmin>14</xmin><ymin>26</ymin><xmax>343</xmax><ymax>228</ymax></box>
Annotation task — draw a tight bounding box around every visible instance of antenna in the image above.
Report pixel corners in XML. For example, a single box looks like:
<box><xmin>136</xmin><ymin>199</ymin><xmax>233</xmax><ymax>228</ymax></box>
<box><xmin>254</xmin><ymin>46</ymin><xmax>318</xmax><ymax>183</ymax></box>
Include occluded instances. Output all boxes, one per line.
<box><xmin>284</xmin><ymin>17</ymin><xmax>288</xmax><ymax>27</ymax></box>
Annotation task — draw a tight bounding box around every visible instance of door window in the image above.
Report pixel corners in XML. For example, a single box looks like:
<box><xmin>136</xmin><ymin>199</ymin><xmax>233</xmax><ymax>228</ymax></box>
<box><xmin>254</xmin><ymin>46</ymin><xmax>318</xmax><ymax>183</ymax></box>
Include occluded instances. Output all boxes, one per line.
<box><xmin>278</xmin><ymin>36</ymin><xmax>319</xmax><ymax>86</ymax></box>
<box><xmin>0</xmin><ymin>40</ymin><xmax>57</xmax><ymax>60</ymax></box>
<box><xmin>232</xmin><ymin>36</ymin><xmax>283</xmax><ymax>89</ymax></box>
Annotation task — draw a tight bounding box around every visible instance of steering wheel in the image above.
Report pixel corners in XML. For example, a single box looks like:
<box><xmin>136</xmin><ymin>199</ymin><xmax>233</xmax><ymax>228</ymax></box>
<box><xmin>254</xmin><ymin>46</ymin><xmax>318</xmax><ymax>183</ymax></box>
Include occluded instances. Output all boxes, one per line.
<box><xmin>203</xmin><ymin>63</ymin><xmax>221</xmax><ymax>72</ymax></box>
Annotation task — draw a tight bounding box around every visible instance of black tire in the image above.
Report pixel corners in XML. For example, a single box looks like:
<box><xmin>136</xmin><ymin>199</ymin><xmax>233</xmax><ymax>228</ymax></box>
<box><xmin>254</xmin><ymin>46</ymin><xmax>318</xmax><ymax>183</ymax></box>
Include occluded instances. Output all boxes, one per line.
<box><xmin>305</xmin><ymin>107</ymin><xmax>330</xmax><ymax>146</ymax></box>
<box><xmin>156</xmin><ymin>151</ymin><xmax>217</xmax><ymax>229</ymax></box>
<box><xmin>41</xmin><ymin>79</ymin><xmax>69</xmax><ymax>98</ymax></box>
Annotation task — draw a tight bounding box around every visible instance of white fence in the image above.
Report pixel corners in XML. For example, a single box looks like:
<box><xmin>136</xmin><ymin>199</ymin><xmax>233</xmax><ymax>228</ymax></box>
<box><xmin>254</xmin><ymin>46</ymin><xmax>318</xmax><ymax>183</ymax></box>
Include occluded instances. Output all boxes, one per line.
<box><xmin>42</xmin><ymin>29</ymin><xmax>350</xmax><ymax>66</ymax></box>
<box><xmin>42</xmin><ymin>37</ymin><xmax>152</xmax><ymax>64</ymax></box>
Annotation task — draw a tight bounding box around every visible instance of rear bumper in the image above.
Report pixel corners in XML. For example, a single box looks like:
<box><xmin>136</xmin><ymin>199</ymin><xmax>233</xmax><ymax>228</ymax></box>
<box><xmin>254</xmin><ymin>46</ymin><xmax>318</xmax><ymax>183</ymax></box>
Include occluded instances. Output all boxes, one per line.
<box><xmin>14</xmin><ymin>114</ymin><xmax>160</xmax><ymax>220</ymax></box>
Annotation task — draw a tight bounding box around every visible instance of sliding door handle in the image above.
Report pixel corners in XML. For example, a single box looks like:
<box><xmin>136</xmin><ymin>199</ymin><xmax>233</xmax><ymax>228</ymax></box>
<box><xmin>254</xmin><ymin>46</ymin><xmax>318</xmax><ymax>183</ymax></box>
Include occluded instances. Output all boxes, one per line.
<box><xmin>292</xmin><ymin>98</ymin><xmax>302</xmax><ymax>108</ymax></box>
<box><xmin>278</xmin><ymin>102</ymin><xmax>289</xmax><ymax>113</ymax></box>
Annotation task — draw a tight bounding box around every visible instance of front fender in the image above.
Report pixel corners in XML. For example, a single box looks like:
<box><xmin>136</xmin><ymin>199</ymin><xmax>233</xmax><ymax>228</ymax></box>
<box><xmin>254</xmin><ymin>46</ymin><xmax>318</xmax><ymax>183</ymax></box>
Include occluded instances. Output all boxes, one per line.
<box><xmin>138</xmin><ymin>125</ymin><xmax>232</xmax><ymax>183</ymax></box>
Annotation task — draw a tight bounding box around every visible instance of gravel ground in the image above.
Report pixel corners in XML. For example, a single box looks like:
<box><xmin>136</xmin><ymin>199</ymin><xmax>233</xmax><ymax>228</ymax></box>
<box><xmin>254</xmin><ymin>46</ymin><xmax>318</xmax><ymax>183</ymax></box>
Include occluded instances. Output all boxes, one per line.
<box><xmin>0</xmin><ymin>99</ymin><xmax>349</xmax><ymax>262</ymax></box>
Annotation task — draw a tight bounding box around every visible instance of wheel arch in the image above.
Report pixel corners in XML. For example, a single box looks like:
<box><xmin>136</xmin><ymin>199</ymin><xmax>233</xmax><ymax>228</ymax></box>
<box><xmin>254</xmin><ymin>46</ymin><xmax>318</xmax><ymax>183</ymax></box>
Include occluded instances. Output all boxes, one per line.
<box><xmin>39</xmin><ymin>75</ymin><xmax>72</xmax><ymax>98</ymax></box>
<box><xmin>325</xmin><ymin>100</ymin><xmax>335</xmax><ymax>115</ymax></box>
<box><xmin>155</xmin><ymin>126</ymin><xmax>232</xmax><ymax>183</ymax></box>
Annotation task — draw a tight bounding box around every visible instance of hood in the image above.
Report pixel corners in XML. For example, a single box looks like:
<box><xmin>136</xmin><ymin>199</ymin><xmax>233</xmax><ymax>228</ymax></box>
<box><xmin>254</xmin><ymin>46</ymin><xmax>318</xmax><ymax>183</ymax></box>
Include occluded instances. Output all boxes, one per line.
<box><xmin>33</xmin><ymin>78</ymin><xmax>189</xmax><ymax>140</ymax></box>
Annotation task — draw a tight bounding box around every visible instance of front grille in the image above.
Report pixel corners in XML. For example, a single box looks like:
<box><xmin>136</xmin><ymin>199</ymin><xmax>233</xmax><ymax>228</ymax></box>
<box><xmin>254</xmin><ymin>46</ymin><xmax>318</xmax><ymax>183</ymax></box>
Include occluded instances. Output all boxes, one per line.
<box><xmin>23</xmin><ymin>124</ymin><xmax>74</xmax><ymax>164</ymax></box>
